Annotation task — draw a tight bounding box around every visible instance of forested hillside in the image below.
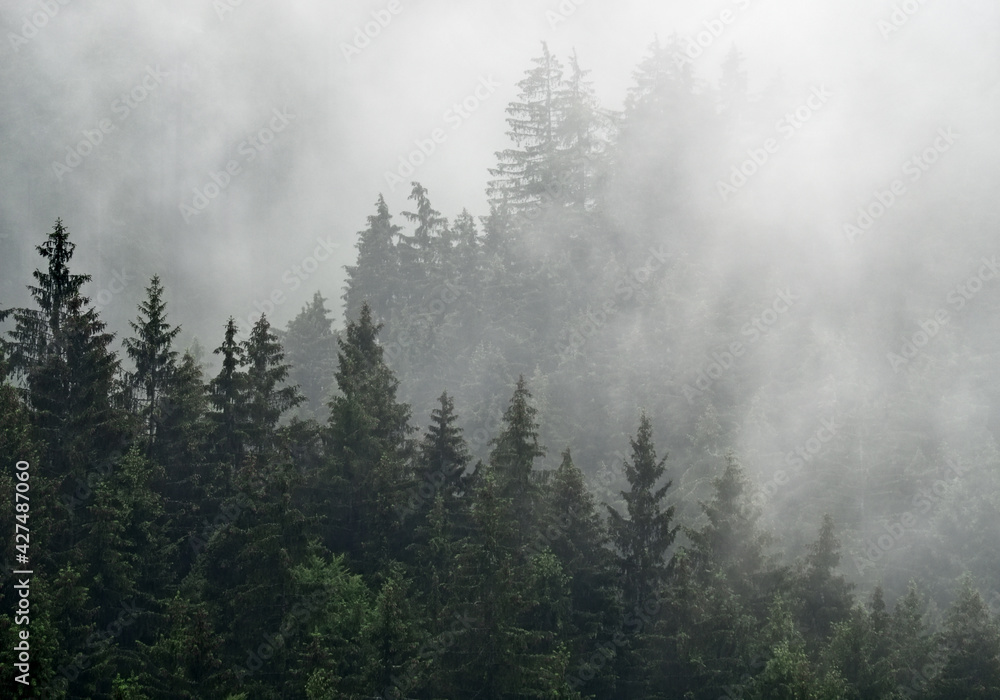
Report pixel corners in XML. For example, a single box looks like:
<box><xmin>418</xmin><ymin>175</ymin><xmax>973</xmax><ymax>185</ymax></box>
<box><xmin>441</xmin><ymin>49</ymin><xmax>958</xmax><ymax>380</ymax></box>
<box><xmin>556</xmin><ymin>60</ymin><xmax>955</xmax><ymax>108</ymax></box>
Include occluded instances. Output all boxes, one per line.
<box><xmin>3</xmin><ymin>38</ymin><xmax>1000</xmax><ymax>699</ymax></box>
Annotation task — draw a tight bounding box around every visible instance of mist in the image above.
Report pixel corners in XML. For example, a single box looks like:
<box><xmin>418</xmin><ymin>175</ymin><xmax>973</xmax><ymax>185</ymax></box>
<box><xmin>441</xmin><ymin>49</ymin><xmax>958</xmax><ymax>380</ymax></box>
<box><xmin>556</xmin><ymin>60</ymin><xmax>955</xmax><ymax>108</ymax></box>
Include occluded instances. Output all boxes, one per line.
<box><xmin>3</xmin><ymin>0</ymin><xmax>1000</xmax><ymax>697</ymax></box>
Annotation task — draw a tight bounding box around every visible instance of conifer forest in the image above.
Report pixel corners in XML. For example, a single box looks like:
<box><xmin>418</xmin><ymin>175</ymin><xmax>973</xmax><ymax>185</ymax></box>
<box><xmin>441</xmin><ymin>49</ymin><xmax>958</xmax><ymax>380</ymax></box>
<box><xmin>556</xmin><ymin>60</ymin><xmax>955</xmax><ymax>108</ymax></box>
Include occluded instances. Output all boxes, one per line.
<box><xmin>2</xmin><ymin>1</ymin><xmax>1000</xmax><ymax>698</ymax></box>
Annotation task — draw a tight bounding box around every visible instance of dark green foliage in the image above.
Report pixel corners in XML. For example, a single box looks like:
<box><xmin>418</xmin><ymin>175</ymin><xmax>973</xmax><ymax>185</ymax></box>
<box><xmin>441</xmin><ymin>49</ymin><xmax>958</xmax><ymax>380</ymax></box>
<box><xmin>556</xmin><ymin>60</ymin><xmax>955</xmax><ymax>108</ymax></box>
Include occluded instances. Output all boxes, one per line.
<box><xmin>123</xmin><ymin>275</ymin><xmax>181</xmax><ymax>450</ymax></box>
<box><xmin>208</xmin><ymin>317</ymin><xmax>247</xmax><ymax>480</ymax></box>
<box><xmin>283</xmin><ymin>292</ymin><xmax>338</xmax><ymax>420</ymax></box>
<box><xmin>342</xmin><ymin>195</ymin><xmax>401</xmax><ymax>325</ymax></box>
<box><xmin>5</xmin><ymin>43</ymin><xmax>999</xmax><ymax>700</ymax></box>
<box><xmin>242</xmin><ymin>313</ymin><xmax>304</xmax><ymax>460</ymax></box>
<box><xmin>606</xmin><ymin>412</ymin><xmax>676</xmax><ymax>611</ymax></box>
<box><xmin>926</xmin><ymin>575</ymin><xmax>1000</xmax><ymax>699</ymax></box>
<box><xmin>326</xmin><ymin>302</ymin><xmax>414</xmax><ymax>572</ymax></box>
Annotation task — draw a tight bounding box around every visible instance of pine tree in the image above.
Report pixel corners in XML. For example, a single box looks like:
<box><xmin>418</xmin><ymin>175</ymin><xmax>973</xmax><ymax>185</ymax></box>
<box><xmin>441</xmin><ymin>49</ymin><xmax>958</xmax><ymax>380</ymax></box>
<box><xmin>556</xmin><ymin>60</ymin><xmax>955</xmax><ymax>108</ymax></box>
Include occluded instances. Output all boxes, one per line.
<box><xmin>399</xmin><ymin>181</ymin><xmax>448</xmax><ymax>285</ymax></box>
<box><xmin>135</xmin><ymin>593</ymin><xmax>232</xmax><ymax>700</ymax></box>
<box><xmin>241</xmin><ymin>313</ymin><xmax>303</xmax><ymax>461</ymax></box>
<box><xmin>154</xmin><ymin>351</ymin><xmax>213</xmax><ymax>576</ymax></box>
<box><xmin>343</xmin><ymin>195</ymin><xmax>401</xmax><ymax>325</ymax></box>
<box><xmin>927</xmin><ymin>575</ymin><xmax>1000</xmax><ymax>699</ymax></box>
<box><xmin>289</xmin><ymin>551</ymin><xmax>373</xmax><ymax>699</ymax></box>
<box><xmin>186</xmin><ymin>459</ymin><xmax>314</xmax><ymax>699</ymax></box>
<box><xmin>795</xmin><ymin>514</ymin><xmax>854</xmax><ymax>650</ymax></box>
<box><xmin>890</xmin><ymin>581</ymin><xmax>936</xmax><ymax>697</ymax></box>
<box><xmin>487</xmin><ymin>375</ymin><xmax>545</xmax><ymax>538</ymax></box>
<box><xmin>326</xmin><ymin>302</ymin><xmax>414</xmax><ymax>571</ymax></box>
<box><xmin>123</xmin><ymin>275</ymin><xmax>181</xmax><ymax>451</ymax></box>
<box><xmin>283</xmin><ymin>292</ymin><xmax>337</xmax><ymax>420</ymax></box>
<box><xmin>81</xmin><ymin>446</ymin><xmax>175</xmax><ymax>685</ymax></box>
<box><xmin>606</xmin><ymin>412</ymin><xmax>677</xmax><ymax>611</ymax></box>
<box><xmin>4</xmin><ymin>218</ymin><xmax>126</xmax><ymax>487</ymax></box>
<box><xmin>656</xmin><ymin>452</ymin><xmax>785</xmax><ymax>699</ymax></box>
<box><xmin>208</xmin><ymin>318</ymin><xmax>246</xmax><ymax>483</ymax></box>
<box><xmin>605</xmin><ymin>412</ymin><xmax>677</xmax><ymax>699</ymax></box>
<box><xmin>545</xmin><ymin>448</ymin><xmax>621</xmax><ymax>698</ymax></box>
<box><xmin>553</xmin><ymin>49</ymin><xmax>611</xmax><ymax>214</ymax></box>
<box><xmin>444</xmin><ymin>463</ymin><xmax>579</xmax><ymax>699</ymax></box>
<box><xmin>822</xmin><ymin>587</ymin><xmax>899</xmax><ymax>700</ymax></box>
<box><xmin>488</xmin><ymin>42</ymin><xmax>565</xmax><ymax>218</ymax></box>
<box><xmin>684</xmin><ymin>452</ymin><xmax>782</xmax><ymax>605</ymax></box>
<box><xmin>412</xmin><ymin>392</ymin><xmax>470</xmax><ymax>519</ymax></box>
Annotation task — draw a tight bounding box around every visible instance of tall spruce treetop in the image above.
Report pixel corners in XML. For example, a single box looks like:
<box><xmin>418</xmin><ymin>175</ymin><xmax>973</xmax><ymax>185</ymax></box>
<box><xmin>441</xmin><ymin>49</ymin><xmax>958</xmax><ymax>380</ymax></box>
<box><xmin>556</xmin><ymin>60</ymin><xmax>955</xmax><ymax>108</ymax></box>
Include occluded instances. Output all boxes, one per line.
<box><xmin>606</xmin><ymin>411</ymin><xmax>677</xmax><ymax>609</ymax></box>
<box><xmin>327</xmin><ymin>302</ymin><xmax>414</xmax><ymax>570</ymax></box>
<box><xmin>283</xmin><ymin>291</ymin><xmax>337</xmax><ymax>419</ymax></box>
<box><xmin>417</xmin><ymin>392</ymin><xmax>470</xmax><ymax>504</ymax></box>
<box><xmin>343</xmin><ymin>194</ymin><xmax>401</xmax><ymax>325</ymax></box>
<box><xmin>488</xmin><ymin>42</ymin><xmax>564</xmax><ymax>216</ymax></box>
<box><xmin>553</xmin><ymin>49</ymin><xmax>611</xmax><ymax>212</ymax></box>
<box><xmin>124</xmin><ymin>275</ymin><xmax>181</xmax><ymax>446</ymax></box>
<box><xmin>400</xmin><ymin>182</ymin><xmax>448</xmax><ymax>268</ymax></box>
<box><xmin>330</xmin><ymin>301</ymin><xmax>412</xmax><ymax>455</ymax></box>
<box><xmin>683</xmin><ymin>451</ymin><xmax>781</xmax><ymax>612</ymax></box>
<box><xmin>796</xmin><ymin>514</ymin><xmax>854</xmax><ymax>649</ymax></box>
<box><xmin>242</xmin><ymin>313</ymin><xmax>303</xmax><ymax>458</ymax></box>
<box><xmin>488</xmin><ymin>375</ymin><xmax>545</xmax><ymax>499</ymax></box>
<box><xmin>624</xmin><ymin>36</ymin><xmax>696</xmax><ymax>120</ymax></box>
<box><xmin>3</xmin><ymin>219</ymin><xmax>123</xmax><ymax>480</ymax></box>
<box><xmin>208</xmin><ymin>317</ymin><xmax>246</xmax><ymax>475</ymax></box>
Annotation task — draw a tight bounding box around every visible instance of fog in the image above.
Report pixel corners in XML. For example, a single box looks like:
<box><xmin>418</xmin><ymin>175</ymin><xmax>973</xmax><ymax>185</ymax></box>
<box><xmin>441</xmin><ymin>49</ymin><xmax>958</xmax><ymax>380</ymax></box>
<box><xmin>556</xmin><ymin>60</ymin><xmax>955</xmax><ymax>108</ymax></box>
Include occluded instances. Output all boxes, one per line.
<box><xmin>3</xmin><ymin>0</ymin><xmax>1000</xmax><ymax>630</ymax></box>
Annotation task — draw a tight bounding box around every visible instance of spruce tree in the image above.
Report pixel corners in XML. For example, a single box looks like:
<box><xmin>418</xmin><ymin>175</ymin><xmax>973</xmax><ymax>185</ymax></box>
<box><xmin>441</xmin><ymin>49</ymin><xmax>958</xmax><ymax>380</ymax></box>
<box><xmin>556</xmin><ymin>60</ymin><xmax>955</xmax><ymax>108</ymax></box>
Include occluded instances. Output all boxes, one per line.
<box><xmin>326</xmin><ymin>302</ymin><xmax>414</xmax><ymax>571</ymax></box>
<box><xmin>546</xmin><ymin>448</ymin><xmax>621</xmax><ymax>698</ymax></box>
<box><xmin>606</xmin><ymin>412</ymin><xmax>677</xmax><ymax>611</ymax></box>
<box><xmin>4</xmin><ymin>218</ymin><xmax>126</xmax><ymax>487</ymax></box>
<box><xmin>241</xmin><ymin>313</ymin><xmax>303</xmax><ymax>461</ymax></box>
<box><xmin>123</xmin><ymin>275</ymin><xmax>181</xmax><ymax>450</ymax></box>
<box><xmin>927</xmin><ymin>575</ymin><xmax>1000</xmax><ymax>699</ymax></box>
<box><xmin>488</xmin><ymin>42</ymin><xmax>565</xmax><ymax>218</ymax></box>
<box><xmin>283</xmin><ymin>292</ymin><xmax>337</xmax><ymax>420</ymax></box>
<box><xmin>208</xmin><ymin>317</ymin><xmax>246</xmax><ymax>484</ymax></box>
<box><xmin>343</xmin><ymin>195</ymin><xmax>401</xmax><ymax>325</ymax></box>
<box><xmin>795</xmin><ymin>514</ymin><xmax>854</xmax><ymax>650</ymax></box>
<box><xmin>487</xmin><ymin>375</ymin><xmax>545</xmax><ymax>539</ymax></box>
<box><xmin>412</xmin><ymin>392</ymin><xmax>470</xmax><ymax>520</ymax></box>
<box><xmin>605</xmin><ymin>412</ymin><xmax>677</xmax><ymax>699</ymax></box>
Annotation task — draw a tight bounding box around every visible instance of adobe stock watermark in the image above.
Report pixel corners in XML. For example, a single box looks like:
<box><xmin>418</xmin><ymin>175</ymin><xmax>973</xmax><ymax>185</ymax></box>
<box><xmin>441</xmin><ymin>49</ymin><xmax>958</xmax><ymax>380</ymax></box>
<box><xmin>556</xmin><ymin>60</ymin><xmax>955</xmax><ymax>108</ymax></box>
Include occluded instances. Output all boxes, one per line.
<box><xmin>877</xmin><ymin>0</ymin><xmax>929</xmax><ymax>40</ymax></box>
<box><xmin>213</xmin><ymin>0</ymin><xmax>246</xmax><ymax>22</ymax></box>
<box><xmin>717</xmin><ymin>86</ymin><xmax>832</xmax><ymax>202</ymax></box>
<box><xmin>340</xmin><ymin>0</ymin><xmax>403</xmax><ymax>62</ymax></box>
<box><xmin>843</xmin><ymin>127</ymin><xmax>958</xmax><ymax>242</ymax></box>
<box><xmin>243</xmin><ymin>234</ymin><xmax>340</xmax><ymax>328</ymax></box>
<box><xmin>682</xmin><ymin>288</ymin><xmax>798</xmax><ymax>403</ymax></box>
<box><xmin>852</xmin><ymin>456</ymin><xmax>974</xmax><ymax>575</ymax></box>
<box><xmin>888</xmin><ymin>256</ymin><xmax>999</xmax><ymax>374</ymax></box>
<box><xmin>179</xmin><ymin>106</ymin><xmax>295</xmax><ymax>223</ymax></box>
<box><xmin>7</xmin><ymin>0</ymin><xmax>72</xmax><ymax>53</ymax></box>
<box><xmin>92</xmin><ymin>268</ymin><xmax>134</xmax><ymax>314</ymax></box>
<box><xmin>383</xmin><ymin>76</ymin><xmax>499</xmax><ymax>192</ymax></box>
<box><xmin>676</xmin><ymin>0</ymin><xmax>755</xmax><ymax>68</ymax></box>
<box><xmin>546</xmin><ymin>0</ymin><xmax>588</xmax><ymax>29</ymax></box>
<box><xmin>749</xmin><ymin>418</ymin><xmax>837</xmax><ymax>508</ymax></box>
<box><xmin>51</xmin><ymin>65</ymin><xmax>168</xmax><ymax>181</ymax></box>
